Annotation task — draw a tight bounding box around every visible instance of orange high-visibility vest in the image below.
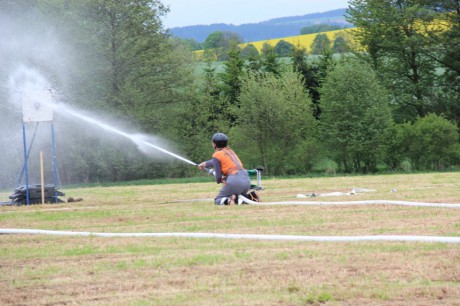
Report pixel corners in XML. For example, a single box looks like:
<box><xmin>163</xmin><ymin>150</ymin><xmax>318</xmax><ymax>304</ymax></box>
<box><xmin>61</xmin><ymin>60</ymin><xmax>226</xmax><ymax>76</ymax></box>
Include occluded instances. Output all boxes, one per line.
<box><xmin>212</xmin><ymin>147</ymin><xmax>244</xmax><ymax>176</ymax></box>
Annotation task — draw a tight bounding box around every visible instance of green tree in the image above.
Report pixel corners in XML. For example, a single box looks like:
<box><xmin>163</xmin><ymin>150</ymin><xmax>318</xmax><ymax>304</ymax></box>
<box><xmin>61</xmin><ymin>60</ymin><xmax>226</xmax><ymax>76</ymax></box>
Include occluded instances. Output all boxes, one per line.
<box><xmin>347</xmin><ymin>0</ymin><xmax>440</xmax><ymax>122</ymax></box>
<box><xmin>300</xmin><ymin>24</ymin><xmax>344</xmax><ymax>35</ymax></box>
<box><xmin>36</xmin><ymin>0</ymin><xmax>195</xmax><ymax>182</ymax></box>
<box><xmin>203</xmin><ymin>31</ymin><xmax>242</xmax><ymax>61</ymax></box>
<box><xmin>381</xmin><ymin>122</ymin><xmax>412</xmax><ymax>170</ymax></box>
<box><xmin>274</xmin><ymin>40</ymin><xmax>295</xmax><ymax>57</ymax></box>
<box><xmin>320</xmin><ymin>59</ymin><xmax>392</xmax><ymax>173</ymax></box>
<box><xmin>219</xmin><ymin>42</ymin><xmax>244</xmax><ymax>125</ymax></box>
<box><xmin>311</xmin><ymin>33</ymin><xmax>331</xmax><ymax>55</ymax></box>
<box><xmin>240</xmin><ymin>44</ymin><xmax>259</xmax><ymax>60</ymax></box>
<box><xmin>203</xmin><ymin>31</ymin><xmax>224</xmax><ymax>61</ymax></box>
<box><xmin>421</xmin><ymin>1</ymin><xmax>460</xmax><ymax>128</ymax></box>
<box><xmin>180</xmin><ymin>43</ymin><xmax>246</xmax><ymax>154</ymax></box>
<box><xmin>232</xmin><ymin>70</ymin><xmax>318</xmax><ymax>175</ymax></box>
<box><xmin>41</xmin><ymin>0</ymin><xmax>194</xmax><ymax>126</ymax></box>
<box><xmin>174</xmin><ymin>67</ymin><xmax>221</xmax><ymax>166</ymax></box>
<box><xmin>260</xmin><ymin>43</ymin><xmax>281</xmax><ymax>76</ymax></box>
<box><xmin>291</xmin><ymin>45</ymin><xmax>322</xmax><ymax>119</ymax></box>
<box><xmin>180</xmin><ymin>38</ymin><xmax>202</xmax><ymax>51</ymax></box>
<box><xmin>240</xmin><ymin>44</ymin><xmax>261</xmax><ymax>71</ymax></box>
<box><xmin>203</xmin><ymin>31</ymin><xmax>225</xmax><ymax>49</ymax></box>
<box><xmin>420</xmin><ymin>1</ymin><xmax>460</xmax><ymax>78</ymax></box>
<box><xmin>332</xmin><ymin>35</ymin><xmax>351</xmax><ymax>53</ymax></box>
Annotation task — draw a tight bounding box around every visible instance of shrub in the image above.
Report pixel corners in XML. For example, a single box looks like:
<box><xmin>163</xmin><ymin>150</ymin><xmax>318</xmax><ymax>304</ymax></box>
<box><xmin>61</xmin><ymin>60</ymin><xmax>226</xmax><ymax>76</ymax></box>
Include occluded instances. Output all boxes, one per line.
<box><xmin>382</xmin><ymin>114</ymin><xmax>460</xmax><ymax>171</ymax></box>
<box><xmin>410</xmin><ymin>114</ymin><xmax>460</xmax><ymax>170</ymax></box>
<box><xmin>312</xmin><ymin>158</ymin><xmax>338</xmax><ymax>175</ymax></box>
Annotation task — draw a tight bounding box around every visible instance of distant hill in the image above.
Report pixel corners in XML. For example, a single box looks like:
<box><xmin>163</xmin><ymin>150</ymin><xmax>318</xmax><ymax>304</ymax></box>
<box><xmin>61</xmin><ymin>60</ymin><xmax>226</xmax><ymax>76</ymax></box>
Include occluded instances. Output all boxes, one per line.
<box><xmin>168</xmin><ymin>8</ymin><xmax>350</xmax><ymax>43</ymax></box>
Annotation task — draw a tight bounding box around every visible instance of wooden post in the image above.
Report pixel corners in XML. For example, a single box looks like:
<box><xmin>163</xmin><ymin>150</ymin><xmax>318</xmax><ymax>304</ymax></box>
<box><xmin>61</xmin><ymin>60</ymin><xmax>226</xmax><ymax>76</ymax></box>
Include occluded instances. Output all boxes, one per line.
<box><xmin>40</xmin><ymin>151</ymin><xmax>45</xmax><ymax>205</ymax></box>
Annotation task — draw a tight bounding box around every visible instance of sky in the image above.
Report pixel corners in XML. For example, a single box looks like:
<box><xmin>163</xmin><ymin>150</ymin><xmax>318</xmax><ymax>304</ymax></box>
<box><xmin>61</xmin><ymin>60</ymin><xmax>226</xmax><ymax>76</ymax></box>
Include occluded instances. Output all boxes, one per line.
<box><xmin>161</xmin><ymin>0</ymin><xmax>350</xmax><ymax>29</ymax></box>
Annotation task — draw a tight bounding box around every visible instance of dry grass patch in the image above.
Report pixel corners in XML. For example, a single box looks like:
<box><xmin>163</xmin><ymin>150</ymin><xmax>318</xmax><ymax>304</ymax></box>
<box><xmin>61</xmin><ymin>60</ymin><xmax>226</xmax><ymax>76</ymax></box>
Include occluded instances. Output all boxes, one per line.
<box><xmin>0</xmin><ymin>172</ymin><xmax>459</xmax><ymax>305</ymax></box>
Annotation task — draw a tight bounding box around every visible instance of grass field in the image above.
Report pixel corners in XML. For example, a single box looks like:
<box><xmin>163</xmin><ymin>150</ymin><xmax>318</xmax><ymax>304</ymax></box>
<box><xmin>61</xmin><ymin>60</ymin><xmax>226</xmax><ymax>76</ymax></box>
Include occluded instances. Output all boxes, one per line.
<box><xmin>1</xmin><ymin>172</ymin><xmax>459</xmax><ymax>305</ymax></box>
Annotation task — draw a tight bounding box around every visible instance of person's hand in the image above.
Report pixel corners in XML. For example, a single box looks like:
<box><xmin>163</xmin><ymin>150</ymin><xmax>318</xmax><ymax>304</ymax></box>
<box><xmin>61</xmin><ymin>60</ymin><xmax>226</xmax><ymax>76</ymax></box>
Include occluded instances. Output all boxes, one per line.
<box><xmin>197</xmin><ymin>162</ymin><xmax>206</xmax><ymax>170</ymax></box>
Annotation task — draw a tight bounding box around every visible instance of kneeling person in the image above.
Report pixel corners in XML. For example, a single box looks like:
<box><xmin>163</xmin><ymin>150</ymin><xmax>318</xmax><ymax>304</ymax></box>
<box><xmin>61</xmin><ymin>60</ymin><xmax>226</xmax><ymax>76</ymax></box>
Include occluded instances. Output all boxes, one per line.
<box><xmin>198</xmin><ymin>133</ymin><xmax>258</xmax><ymax>205</ymax></box>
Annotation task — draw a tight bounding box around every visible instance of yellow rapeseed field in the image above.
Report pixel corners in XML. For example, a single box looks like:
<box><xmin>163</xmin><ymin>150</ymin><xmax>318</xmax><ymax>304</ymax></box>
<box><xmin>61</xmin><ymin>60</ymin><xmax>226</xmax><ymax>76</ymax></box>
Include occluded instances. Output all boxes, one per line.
<box><xmin>194</xmin><ymin>28</ymin><xmax>356</xmax><ymax>60</ymax></box>
<box><xmin>239</xmin><ymin>28</ymin><xmax>355</xmax><ymax>52</ymax></box>
<box><xmin>193</xmin><ymin>15</ymin><xmax>448</xmax><ymax>60</ymax></box>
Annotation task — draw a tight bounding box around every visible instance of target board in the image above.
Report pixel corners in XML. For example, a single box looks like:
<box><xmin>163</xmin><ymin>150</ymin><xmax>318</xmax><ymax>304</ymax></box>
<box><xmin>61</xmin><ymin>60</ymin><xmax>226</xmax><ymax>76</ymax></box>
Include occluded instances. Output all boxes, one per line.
<box><xmin>21</xmin><ymin>89</ymin><xmax>53</xmax><ymax>122</ymax></box>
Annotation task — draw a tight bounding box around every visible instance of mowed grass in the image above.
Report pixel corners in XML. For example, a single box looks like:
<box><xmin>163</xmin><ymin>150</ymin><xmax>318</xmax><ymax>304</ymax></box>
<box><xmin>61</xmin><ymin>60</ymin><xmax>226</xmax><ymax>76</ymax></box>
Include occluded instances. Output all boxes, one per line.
<box><xmin>0</xmin><ymin>172</ymin><xmax>459</xmax><ymax>305</ymax></box>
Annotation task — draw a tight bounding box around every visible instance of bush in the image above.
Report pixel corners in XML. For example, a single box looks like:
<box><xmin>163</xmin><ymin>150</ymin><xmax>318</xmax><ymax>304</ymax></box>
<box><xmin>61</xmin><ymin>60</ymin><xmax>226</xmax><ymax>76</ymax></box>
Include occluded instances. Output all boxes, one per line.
<box><xmin>411</xmin><ymin>114</ymin><xmax>460</xmax><ymax>170</ymax></box>
<box><xmin>399</xmin><ymin>158</ymin><xmax>413</xmax><ymax>173</ymax></box>
<box><xmin>382</xmin><ymin>114</ymin><xmax>460</xmax><ymax>171</ymax></box>
<box><xmin>381</xmin><ymin>123</ymin><xmax>411</xmax><ymax>170</ymax></box>
<box><xmin>312</xmin><ymin>158</ymin><xmax>338</xmax><ymax>175</ymax></box>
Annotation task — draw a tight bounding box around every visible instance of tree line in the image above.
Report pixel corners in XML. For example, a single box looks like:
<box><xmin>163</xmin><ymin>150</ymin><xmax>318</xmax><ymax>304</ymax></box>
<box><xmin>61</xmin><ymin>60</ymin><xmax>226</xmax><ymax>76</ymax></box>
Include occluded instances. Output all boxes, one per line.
<box><xmin>198</xmin><ymin>29</ymin><xmax>351</xmax><ymax>61</ymax></box>
<box><xmin>183</xmin><ymin>23</ymin><xmax>351</xmax><ymax>54</ymax></box>
<box><xmin>1</xmin><ymin>0</ymin><xmax>459</xmax><ymax>185</ymax></box>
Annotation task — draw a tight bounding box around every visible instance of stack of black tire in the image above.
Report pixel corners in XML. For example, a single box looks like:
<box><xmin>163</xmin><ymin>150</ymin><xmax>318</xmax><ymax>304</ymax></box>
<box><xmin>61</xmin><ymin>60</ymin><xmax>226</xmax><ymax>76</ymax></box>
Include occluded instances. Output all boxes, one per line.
<box><xmin>9</xmin><ymin>184</ymin><xmax>65</xmax><ymax>205</ymax></box>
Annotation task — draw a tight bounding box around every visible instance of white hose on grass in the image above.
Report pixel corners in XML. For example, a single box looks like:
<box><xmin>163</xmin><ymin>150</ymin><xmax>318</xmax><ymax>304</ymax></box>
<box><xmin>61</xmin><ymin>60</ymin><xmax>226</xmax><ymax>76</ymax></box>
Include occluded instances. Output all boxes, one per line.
<box><xmin>238</xmin><ymin>196</ymin><xmax>460</xmax><ymax>208</ymax></box>
<box><xmin>0</xmin><ymin>229</ymin><xmax>459</xmax><ymax>243</ymax></box>
<box><xmin>2</xmin><ymin>197</ymin><xmax>459</xmax><ymax>244</ymax></box>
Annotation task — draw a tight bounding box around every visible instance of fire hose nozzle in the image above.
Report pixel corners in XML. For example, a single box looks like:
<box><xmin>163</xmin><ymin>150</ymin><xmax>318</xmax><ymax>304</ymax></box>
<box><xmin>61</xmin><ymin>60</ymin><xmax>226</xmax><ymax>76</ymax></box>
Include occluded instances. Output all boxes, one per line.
<box><xmin>196</xmin><ymin>164</ymin><xmax>215</xmax><ymax>176</ymax></box>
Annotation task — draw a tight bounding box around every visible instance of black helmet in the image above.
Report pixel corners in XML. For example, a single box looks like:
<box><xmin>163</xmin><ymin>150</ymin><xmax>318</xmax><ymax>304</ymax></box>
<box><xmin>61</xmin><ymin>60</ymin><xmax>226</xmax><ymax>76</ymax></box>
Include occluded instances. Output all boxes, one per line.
<box><xmin>211</xmin><ymin>132</ymin><xmax>228</xmax><ymax>148</ymax></box>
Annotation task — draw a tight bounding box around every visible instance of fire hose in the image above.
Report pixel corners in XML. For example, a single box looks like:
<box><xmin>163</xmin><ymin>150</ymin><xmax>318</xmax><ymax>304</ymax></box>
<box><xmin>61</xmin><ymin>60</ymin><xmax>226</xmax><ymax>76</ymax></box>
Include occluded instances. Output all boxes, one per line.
<box><xmin>0</xmin><ymin>228</ymin><xmax>459</xmax><ymax>243</ymax></box>
<box><xmin>238</xmin><ymin>195</ymin><xmax>460</xmax><ymax>208</ymax></box>
<box><xmin>1</xmin><ymin>167</ymin><xmax>458</xmax><ymax>243</ymax></box>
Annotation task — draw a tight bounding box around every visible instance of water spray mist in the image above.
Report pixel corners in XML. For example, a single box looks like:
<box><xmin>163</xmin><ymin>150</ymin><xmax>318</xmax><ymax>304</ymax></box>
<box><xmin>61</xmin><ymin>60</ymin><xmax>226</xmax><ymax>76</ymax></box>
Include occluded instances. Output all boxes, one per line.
<box><xmin>52</xmin><ymin>103</ymin><xmax>198</xmax><ymax>166</ymax></box>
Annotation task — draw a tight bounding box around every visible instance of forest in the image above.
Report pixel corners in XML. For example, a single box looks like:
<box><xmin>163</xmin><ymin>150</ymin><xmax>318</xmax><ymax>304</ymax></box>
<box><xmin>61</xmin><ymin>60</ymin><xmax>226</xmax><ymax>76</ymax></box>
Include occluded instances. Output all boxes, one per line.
<box><xmin>0</xmin><ymin>0</ymin><xmax>459</xmax><ymax>186</ymax></box>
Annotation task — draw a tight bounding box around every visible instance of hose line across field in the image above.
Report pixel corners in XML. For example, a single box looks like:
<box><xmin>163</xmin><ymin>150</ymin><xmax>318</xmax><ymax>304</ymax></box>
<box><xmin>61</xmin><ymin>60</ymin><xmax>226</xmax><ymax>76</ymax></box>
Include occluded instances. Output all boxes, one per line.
<box><xmin>1</xmin><ymin>197</ymin><xmax>459</xmax><ymax>243</ymax></box>
<box><xmin>1</xmin><ymin>229</ymin><xmax>459</xmax><ymax>244</ymax></box>
<box><xmin>238</xmin><ymin>196</ymin><xmax>460</xmax><ymax>208</ymax></box>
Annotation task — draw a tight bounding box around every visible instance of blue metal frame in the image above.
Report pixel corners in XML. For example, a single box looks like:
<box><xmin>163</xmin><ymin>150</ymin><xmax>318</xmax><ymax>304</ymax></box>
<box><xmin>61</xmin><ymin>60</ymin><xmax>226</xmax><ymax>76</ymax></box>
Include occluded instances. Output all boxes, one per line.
<box><xmin>51</xmin><ymin>123</ymin><xmax>58</xmax><ymax>204</ymax></box>
<box><xmin>21</xmin><ymin>122</ymin><xmax>30</xmax><ymax>205</ymax></box>
<box><xmin>17</xmin><ymin>123</ymin><xmax>39</xmax><ymax>187</ymax></box>
<box><xmin>19</xmin><ymin>121</ymin><xmax>59</xmax><ymax>205</ymax></box>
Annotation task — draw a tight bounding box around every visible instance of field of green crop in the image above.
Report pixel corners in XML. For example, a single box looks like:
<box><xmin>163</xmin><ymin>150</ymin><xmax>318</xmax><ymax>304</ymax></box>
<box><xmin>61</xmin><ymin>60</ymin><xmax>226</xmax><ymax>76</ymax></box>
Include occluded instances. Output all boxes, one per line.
<box><xmin>0</xmin><ymin>172</ymin><xmax>459</xmax><ymax>305</ymax></box>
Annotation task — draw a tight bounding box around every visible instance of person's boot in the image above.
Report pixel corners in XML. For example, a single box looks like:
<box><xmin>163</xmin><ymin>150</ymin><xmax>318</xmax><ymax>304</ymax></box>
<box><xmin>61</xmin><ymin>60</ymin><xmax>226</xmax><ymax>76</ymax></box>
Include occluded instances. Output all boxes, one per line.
<box><xmin>217</xmin><ymin>197</ymin><xmax>229</xmax><ymax>205</ymax></box>
<box><xmin>249</xmin><ymin>191</ymin><xmax>260</xmax><ymax>202</ymax></box>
